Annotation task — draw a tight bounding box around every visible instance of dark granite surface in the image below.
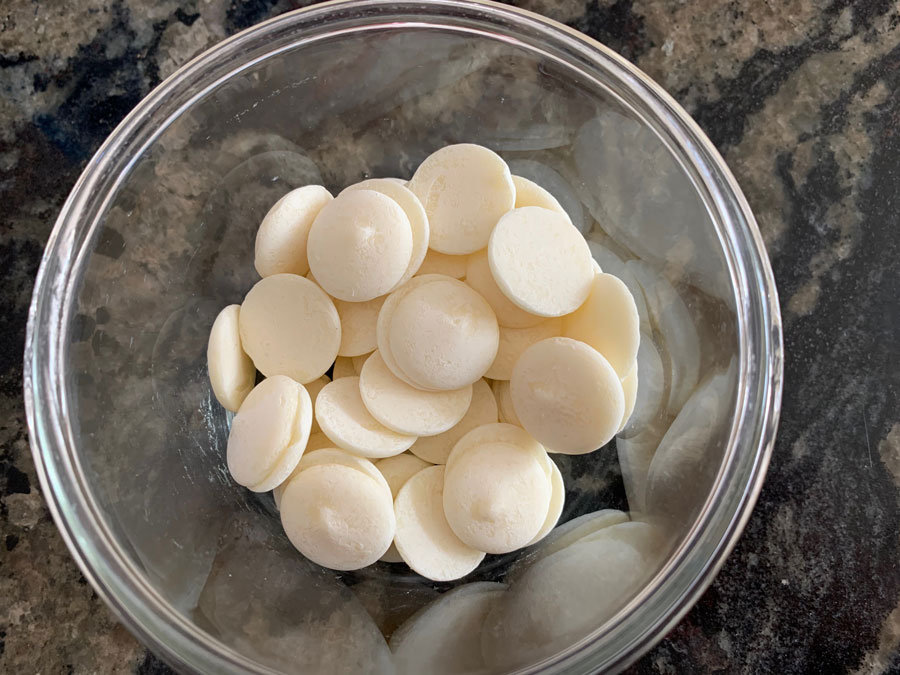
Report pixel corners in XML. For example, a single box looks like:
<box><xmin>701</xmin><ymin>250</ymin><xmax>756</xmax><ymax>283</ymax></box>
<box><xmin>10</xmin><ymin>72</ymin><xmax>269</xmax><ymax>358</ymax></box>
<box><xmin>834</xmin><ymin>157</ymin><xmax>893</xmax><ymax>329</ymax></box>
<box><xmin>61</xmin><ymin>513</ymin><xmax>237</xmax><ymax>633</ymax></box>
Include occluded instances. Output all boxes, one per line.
<box><xmin>1</xmin><ymin>0</ymin><xmax>899</xmax><ymax>672</ymax></box>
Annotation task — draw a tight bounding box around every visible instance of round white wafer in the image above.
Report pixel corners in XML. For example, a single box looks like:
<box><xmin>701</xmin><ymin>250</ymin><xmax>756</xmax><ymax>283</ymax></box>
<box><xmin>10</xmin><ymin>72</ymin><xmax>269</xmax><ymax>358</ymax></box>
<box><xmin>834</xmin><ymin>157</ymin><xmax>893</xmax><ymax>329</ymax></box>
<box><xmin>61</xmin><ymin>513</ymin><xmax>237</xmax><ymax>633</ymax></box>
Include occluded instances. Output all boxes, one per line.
<box><xmin>343</xmin><ymin>178</ymin><xmax>429</xmax><ymax>287</ymax></box>
<box><xmin>410</xmin><ymin>379</ymin><xmax>498</xmax><ymax>464</ymax></box>
<box><xmin>416</xmin><ymin>250</ymin><xmax>467</xmax><ymax>279</ymax></box>
<box><xmin>280</xmin><ymin>463</ymin><xmax>395</xmax><ymax>570</ymax></box>
<box><xmin>527</xmin><ymin>460</ymin><xmax>564</xmax><ymax>545</ymax></box>
<box><xmin>445</xmin><ymin>422</ymin><xmax>547</xmax><ymax>476</ymax></box>
<box><xmin>273</xmin><ymin>445</ymin><xmax>389</xmax><ymax>509</ymax></box>
<box><xmin>315</xmin><ymin>376</ymin><xmax>416</xmax><ymax>458</ymax></box>
<box><xmin>562</xmin><ymin>272</ymin><xmax>640</xmax><ymax>377</ymax></box>
<box><xmin>511</xmin><ymin>175</ymin><xmax>568</xmax><ymax>217</ymax></box>
<box><xmin>375</xmin><ymin>452</ymin><xmax>433</xmax><ymax>563</ymax></box>
<box><xmin>393</xmin><ymin>465</ymin><xmax>485</xmax><ymax>581</ymax></box>
<box><xmin>484</xmin><ymin>318</ymin><xmax>562</xmax><ymax>381</ymax></box>
<box><xmin>207</xmin><ymin>304</ymin><xmax>255</xmax><ymax>412</ymax></box>
<box><xmin>239</xmin><ymin>274</ymin><xmax>340</xmax><ymax>383</ymax></box>
<box><xmin>307</xmin><ymin>189</ymin><xmax>413</xmax><ymax>301</ymax></box>
<box><xmin>491</xmin><ymin>380</ymin><xmax>522</xmax><ymax>426</ymax></box>
<box><xmin>443</xmin><ymin>441</ymin><xmax>552</xmax><ymax>553</ymax></box>
<box><xmin>488</xmin><ymin>207</ymin><xmax>593</xmax><ymax>317</ymax></box>
<box><xmin>254</xmin><ymin>185</ymin><xmax>333</xmax><ymax>278</ymax></box>
<box><xmin>408</xmin><ymin>144</ymin><xmax>515</xmax><ymax>254</ymax></box>
<box><xmin>389</xmin><ymin>276</ymin><xmax>499</xmax><ymax>390</ymax></box>
<box><xmin>226</xmin><ymin>375</ymin><xmax>312</xmax><ymax>492</ymax></box>
<box><xmin>359</xmin><ymin>351</ymin><xmax>473</xmax><ymax>436</ymax></box>
<box><xmin>510</xmin><ymin>337</ymin><xmax>624</xmax><ymax>455</ymax></box>
<box><xmin>465</xmin><ymin>250</ymin><xmax>543</xmax><ymax>329</ymax></box>
<box><xmin>332</xmin><ymin>356</ymin><xmax>356</xmax><ymax>379</ymax></box>
<box><xmin>376</xmin><ymin>274</ymin><xmax>449</xmax><ymax>388</ymax></box>
<box><xmin>334</xmin><ymin>295</ymin><xmax>387</xmax><ymax>357</ymax></box>
<box><xmin>305</xmin><ymin>375</ymin><xmax>330</xmax><ymax>432</ymax></box>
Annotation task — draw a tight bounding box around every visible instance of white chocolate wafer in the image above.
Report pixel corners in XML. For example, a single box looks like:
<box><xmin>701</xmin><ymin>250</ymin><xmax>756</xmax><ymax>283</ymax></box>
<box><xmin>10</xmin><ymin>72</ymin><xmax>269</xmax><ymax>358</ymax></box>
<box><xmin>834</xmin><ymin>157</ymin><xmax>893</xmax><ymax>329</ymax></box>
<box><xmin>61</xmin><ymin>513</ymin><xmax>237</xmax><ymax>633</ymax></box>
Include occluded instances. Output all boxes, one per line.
<box><xmin>334</xmin><ymin>295</ymin><xmax>387</xmax><ymax>357</ymax></box>
<box><xmin>394</xmin><ymin>465</ymin><xmax>485</xmax><ymax>581</ymax></box>
<box><xmin>273</xmin><ymin>445</ymin><xmax>388</xmax><ymax>510</ymax></box>
<box><xmin>280</xmin><ymin>463</ymin><xmax>395</xmax><ymax>570</ymax></box>
<box><xmin>207</xmin><ymin>304</ymin><xmax>255</xmax><ymax>412</ymax></box>
<box><xmin>488</xmin><ymin>207</ymin><xmax>593</xmax><ymax>317</ymax></box>
<box><xmin>307</xmin><ymin>189</ymin><xmax>413</xmax><ymax>301</ymax></box>
<box><xmin>343</xmin><ymin>178</ymin><xmax>429</xmax><ymax>287</ymax></box>
<box><xmin>376</xmin><ymin>274</ymin><xmax>449</xmax><ymax>388</ymax></box>
<box><xmin>226</xmin><ymin>375</ymin><xmax>312</xmax><ymax>492</ymax></box>
<box><xmin>239</xmin><ymin>274</ymin><xmax>340</xmax><ymax>383</ymax></box>
<box><xmin>511</xmin><ymin>175</ymin><xmax>568</xmax><ymax>217</ymax></box>
<box><xmin>416</xmin><ymin>250</ymin><xmax>467</xmax><ymax>279</ymax></box>
<box><xmin>562</xmin><ymin>272</ymin><xmax>640</xmax><ymax>377</ymax></box>
<box><xmin>315</xmin><ymin>376</ymin><xmax>416</xmax><ymax>458</ymax></box>
<box><xmin>491</xmin><ymin>380</ymin><xmax>522</xmax><ymax>426</ymax></box>
<box><xmin>485</xmin><ymin>318</ymin><xmax>562</xmax><ymax>381</ymax></box>
<box><xmin>465</xmin><ymin>250</ymin><xmax>543</xmax><ymax>329</ymax></box>
<box><xmin>443</xmin><ymin>441</ymin><xmax>552</xmax><ymax>553</ymax></box>
<box><xmin>527</xmin><ymin>460</ymin><xmax>565</xmax><ymax>545</ymax></box>
<box><xmin>408</xmin><ymin>144</ymin><xmax>515</xmax><ymax>255</ymax></box>
<box><xmin>360</xmin><ymin>351</ymin><xmax>473</xmax><ymax>436</ymax></box>
<box><xmin>332</xmin><ymin>356</ymin><xmax>357</xmax><ymax>379</ymax></box>
<box><xmin>305</xmin><ymin>375</ymin><xmax>330</xmax><ymax>432</ymax></box>
<box><xmin>445</xmin><ymin>422</ymin><xmax>547</xmax><ymax>477</ymax></box>
<box><xmin>510</xmin><ymin>337</ymin><xmax>624</xmax><ymax>455</ymax></box>
<box><xmin>254</xmin><ymin>185</ymin><xmax>332</xmax><ymax>278</ymax></box>
<box><xmin>410</xmin><ymin>379</ymin><xmax>498</xmax><ymax>464</ymax></box>
<box><xmin>389</xmin><ymin>277</ymin><xmax>499</xmax><ymax>390</ymax></box>
<box><xmin>375</xmin><ymin>452</ymin><xmax>432</xmax><ymax>563</ymax></box>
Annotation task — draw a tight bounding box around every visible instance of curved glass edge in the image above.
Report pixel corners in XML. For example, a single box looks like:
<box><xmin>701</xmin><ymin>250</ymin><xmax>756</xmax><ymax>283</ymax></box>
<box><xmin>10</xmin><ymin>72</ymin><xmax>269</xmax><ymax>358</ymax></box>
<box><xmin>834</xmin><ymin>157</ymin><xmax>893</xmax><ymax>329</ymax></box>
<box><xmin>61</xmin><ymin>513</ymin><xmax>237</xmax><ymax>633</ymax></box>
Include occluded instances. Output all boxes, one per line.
<box><xmin>24</xmin><ymin>1</ymin><xmax>785</xmax><ymax>674</ymax></box>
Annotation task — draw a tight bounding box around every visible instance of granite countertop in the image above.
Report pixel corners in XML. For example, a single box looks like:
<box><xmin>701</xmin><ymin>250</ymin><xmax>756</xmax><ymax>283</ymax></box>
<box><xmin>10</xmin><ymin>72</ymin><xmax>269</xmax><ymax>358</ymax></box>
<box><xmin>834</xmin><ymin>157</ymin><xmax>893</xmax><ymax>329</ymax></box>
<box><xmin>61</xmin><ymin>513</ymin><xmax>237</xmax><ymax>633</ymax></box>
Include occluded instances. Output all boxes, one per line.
<box><xmin>2</xmin><ymin>0</ymin><xmax>899</xmax><ymax>672</ymax></box>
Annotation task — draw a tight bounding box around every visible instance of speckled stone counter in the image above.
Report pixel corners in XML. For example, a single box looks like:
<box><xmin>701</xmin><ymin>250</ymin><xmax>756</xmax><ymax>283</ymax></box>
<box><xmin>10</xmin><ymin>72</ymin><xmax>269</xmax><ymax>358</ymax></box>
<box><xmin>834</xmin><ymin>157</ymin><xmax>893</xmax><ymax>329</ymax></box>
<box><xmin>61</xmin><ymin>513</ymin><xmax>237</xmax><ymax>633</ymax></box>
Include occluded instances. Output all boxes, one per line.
<box><xmin>1</xmin><ymin>0</ymin><xmax>899</xmax><ymax>673</ymax></box>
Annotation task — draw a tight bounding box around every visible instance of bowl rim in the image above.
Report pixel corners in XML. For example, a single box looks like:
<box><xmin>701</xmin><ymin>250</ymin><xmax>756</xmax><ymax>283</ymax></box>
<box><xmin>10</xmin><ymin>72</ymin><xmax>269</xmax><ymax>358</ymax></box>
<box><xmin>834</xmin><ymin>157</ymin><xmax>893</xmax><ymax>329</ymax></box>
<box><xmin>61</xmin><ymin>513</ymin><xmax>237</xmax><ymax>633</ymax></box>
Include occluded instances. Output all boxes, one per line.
<box><xmin>24</xmin><ymin>1</ymin><xmax>783</xmax><ymax>673</ymax></box>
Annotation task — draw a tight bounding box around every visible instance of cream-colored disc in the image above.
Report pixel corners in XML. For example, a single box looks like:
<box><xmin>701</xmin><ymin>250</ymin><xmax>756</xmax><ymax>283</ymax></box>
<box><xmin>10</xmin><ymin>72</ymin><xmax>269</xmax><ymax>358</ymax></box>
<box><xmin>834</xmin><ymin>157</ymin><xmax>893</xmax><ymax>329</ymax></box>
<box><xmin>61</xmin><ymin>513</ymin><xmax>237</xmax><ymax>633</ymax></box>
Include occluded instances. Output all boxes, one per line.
<box><xmin>488</xmin><ymin>207</ymin><xmax>593</xmax><ymax>317</ymax></box>
<box><xmin>510</xmin><ymin>337</ymin><xmax>624</xmax><ymax>455</ymax></box>
<box><xmin>375</xmin><ymin>274</ymin><xmax>449</xmax><ymax>388</ymax></box>
<box><xmin>226</xmin><ymin>375</ymin><xmax>312</xmax><ymax>492</ymax></box>
<box><xmin>443</xmin><ymin>441</ymin><xmax>552</xmax><ymax>554</ymax></box>
<box><xmin>527</xmin><ymin>460</ymin><xmax>565</xmax><ymax>545</ymax></box>
<box><xmin>408</xmin><ymin>144</ymin><xmax>515</xmax><ymax>255</ymax></box>
<box><xmin>207</xmin><ymin>304</ymin><xmax>255</xmax><ymax>412</ymax></box>
<box><xmin>393</xmin><ymin>465</ymin><xmax>485</xmax><ymax>581</ymax></box>
<box><xmin>511</xmin><ymin>175</ymin><xmax>568</xmax><ymax>217</ymax></box>
<box><xmin>465</xmin><ymin>250</ymin><xmax>543</xmax><ymax>329</ymax></box>
<box><xmin>332</xmin><ymin>356</ymin><xmax>357</xmax><ymax>379</ymax></box>
<box><xmin>280</xmin><ymin>463</ymin><xmax>395</xmax><ymax>570</ymax></box>
<box><xmin>410</xmin><ymin>379</ymin><xmax>498</xmax><ymax>464</ymax></box>
<box><xmin>254</xmin><ymin>185</ymin><xmax>333</xmax><ymax>278</ymax></box>
<box><xmin>389</xmin><ymin>277</ymin><xmax>499</xmax><ymax>390</ymax></box>
<box><xmin>359</xmin><ymin>351</ymin><xmax>473</xmax><ymax>436</ymax></box>
<box><xmin>305</xmin><ymin>375</ymin><xmax>330</xmax><ymax>432</ymax></box>
<box><xmin>416</xmin><ymin>249</ymin><xmax>467</xmax><ymax>279</ymax></box>
<box><xmin>562</xmin><ymin>272</ymin><xmax>640</xmax><ymax>378</ymax></box>
<box><xmin>334</xmin><ymin>295</ymin><xmax>387</xmax><ymax>357</ymax></box>
<box><xmin>484</xmin><ymin>318</ymin><xmax>562</xmax><ymax>381</ymax></box>
<box><xmin>239</xmin><ymin>274</ymin><xmax>340</xmax><ymax>383</ymax></box>
<box><xmin>343</xmin><ymin>178</ymin><xmax>429</xmax><ymax>287</ymax></box>
<box><xmin>307</xmin><ymin>189</ymin><xmax>413</xmax><ymax>302</ymax></box>
<box><xmin>315</xmin><ymin>376</ymin><xmax>416</xmax><ymax>458</ymax></box>
<box><xmin>491</xmin><ymin>380</ymin><xmax>522</xmax><ymax>426</ymax></box>
<box><xmin>374</xmin><ymin>453</ymin><xmax>432</xmax><ymax>563</ymax></box>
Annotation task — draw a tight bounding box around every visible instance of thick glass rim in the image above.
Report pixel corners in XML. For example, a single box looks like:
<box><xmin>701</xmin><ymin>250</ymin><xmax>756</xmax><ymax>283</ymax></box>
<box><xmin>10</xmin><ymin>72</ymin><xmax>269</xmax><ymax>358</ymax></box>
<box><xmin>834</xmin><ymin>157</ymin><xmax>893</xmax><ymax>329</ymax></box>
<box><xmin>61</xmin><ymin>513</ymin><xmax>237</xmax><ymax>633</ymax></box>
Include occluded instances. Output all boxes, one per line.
<box><xmin>23</xmin><ymin>1</ymin><xmax>783</xmax><ymax>673</ymax></box>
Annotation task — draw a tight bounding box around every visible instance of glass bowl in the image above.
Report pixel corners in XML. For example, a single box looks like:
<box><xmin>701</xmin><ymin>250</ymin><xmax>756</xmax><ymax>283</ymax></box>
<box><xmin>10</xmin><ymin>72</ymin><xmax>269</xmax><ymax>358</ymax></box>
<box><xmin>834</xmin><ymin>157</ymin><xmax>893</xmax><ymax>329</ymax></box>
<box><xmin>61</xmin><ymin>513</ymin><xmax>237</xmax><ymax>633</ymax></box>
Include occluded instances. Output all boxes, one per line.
<box><xmin>24</xmin><ymin>1</ymin><xmax>783</xmax><ymax>673</ymax></box>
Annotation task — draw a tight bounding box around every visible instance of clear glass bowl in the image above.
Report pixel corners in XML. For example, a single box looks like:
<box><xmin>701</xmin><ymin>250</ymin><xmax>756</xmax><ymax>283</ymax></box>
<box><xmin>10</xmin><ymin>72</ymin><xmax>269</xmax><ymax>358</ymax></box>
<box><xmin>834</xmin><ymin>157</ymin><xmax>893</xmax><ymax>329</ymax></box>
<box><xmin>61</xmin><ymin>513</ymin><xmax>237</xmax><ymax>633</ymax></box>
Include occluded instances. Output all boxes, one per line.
<box><xmin>24</xmin><ymin>1</ymin><xmax>783</xmax><ymax>673</ymax></box>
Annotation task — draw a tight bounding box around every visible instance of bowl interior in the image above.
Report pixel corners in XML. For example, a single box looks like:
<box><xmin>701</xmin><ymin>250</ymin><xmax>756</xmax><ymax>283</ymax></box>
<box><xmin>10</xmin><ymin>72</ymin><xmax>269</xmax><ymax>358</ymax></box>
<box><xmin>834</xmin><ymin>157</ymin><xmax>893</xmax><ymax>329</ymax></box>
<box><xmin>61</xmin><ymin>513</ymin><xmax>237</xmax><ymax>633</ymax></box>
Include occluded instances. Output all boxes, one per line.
<box><xmin>45</xmin><ymin>5</ymin><xmax>758</xmax><ymax>674</ymax></box>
